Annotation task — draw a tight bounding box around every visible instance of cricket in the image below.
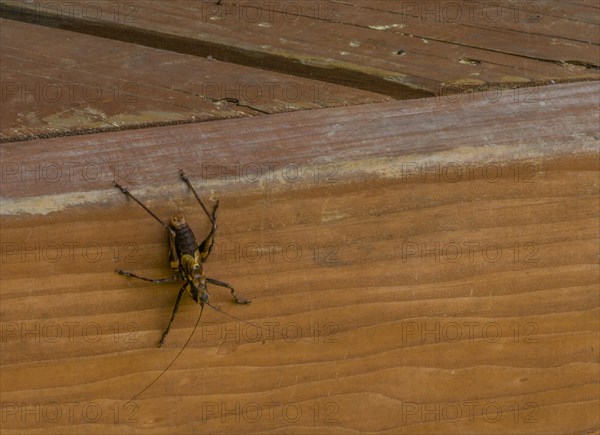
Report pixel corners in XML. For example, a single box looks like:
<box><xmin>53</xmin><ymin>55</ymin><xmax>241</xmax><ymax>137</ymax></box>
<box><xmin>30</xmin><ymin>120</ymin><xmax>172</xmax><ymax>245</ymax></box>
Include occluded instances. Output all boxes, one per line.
<box><xmin>113</xmin><ymin>169</ymin><xmax>251</xmax><ymax>347</ymax></box>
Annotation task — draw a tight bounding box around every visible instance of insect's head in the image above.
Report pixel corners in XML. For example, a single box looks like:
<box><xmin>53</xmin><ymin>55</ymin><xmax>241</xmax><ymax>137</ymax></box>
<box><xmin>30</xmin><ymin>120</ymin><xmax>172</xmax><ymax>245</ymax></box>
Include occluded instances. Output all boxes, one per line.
<box><xmin>190</xmin><ymin>277</ymin><xmax>209</xmax><ymax>305</ymax></box>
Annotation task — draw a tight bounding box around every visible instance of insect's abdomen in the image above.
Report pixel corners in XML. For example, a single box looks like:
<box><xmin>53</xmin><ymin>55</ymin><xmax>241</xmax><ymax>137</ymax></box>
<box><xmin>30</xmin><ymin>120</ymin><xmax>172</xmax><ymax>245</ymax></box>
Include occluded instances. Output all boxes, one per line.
<box><xmin>170</xmin><ymin>215</ymin><xmax>197</xmax><ymax>257</ymax></box>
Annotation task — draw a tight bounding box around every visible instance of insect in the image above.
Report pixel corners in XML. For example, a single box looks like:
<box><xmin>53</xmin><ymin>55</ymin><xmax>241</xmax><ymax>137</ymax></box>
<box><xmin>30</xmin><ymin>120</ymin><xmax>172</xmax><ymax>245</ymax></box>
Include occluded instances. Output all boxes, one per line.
<box><xmin>113</xmin><ymin>169</ymin><xmax>251</xmax><ymax>347</ymax></box>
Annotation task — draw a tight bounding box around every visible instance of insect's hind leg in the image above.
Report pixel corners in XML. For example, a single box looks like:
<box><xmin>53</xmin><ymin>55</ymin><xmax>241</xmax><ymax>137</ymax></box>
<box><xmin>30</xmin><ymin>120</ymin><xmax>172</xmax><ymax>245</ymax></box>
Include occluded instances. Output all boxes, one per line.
<box><xmin>197</xmin><ymin>201</ymin><xmax>219</xmax><ymax>262</ymax></box>
<box><xmin>113</xmin><ymin>182</ymin><xmax>173</xmax><ymax>233</ymax></box>
<box><xmin>159</xmin><ymin>284</ymin><xmax>186</xmax><ymax>347</ymax></box>
<box><xmin>116</xmin><ymin>269</ymin><xmax>177</xmax><ymax>284</ymax></box>
<box><xmin>206</xmin><ymin>277</ymin><xmax>251</xmax><ymax>304</ymax></box>
<box><xmin>179</xmin><ymin>169</ymin><xmax>215</xmax><ymax>225</ymax></box>
<box><xmin>179</xmin><ymin>169</ymin><xmax>220</xmax><ymax>261</ymax></box>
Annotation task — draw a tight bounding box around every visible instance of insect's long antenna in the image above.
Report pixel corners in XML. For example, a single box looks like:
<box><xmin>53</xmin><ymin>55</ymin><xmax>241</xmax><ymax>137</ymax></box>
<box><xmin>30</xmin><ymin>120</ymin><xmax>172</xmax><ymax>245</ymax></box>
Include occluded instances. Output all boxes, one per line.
<box><xmin>206</xmin><ymin>301</ymin><xmax>261</xmax><ymax>330</ymax></box>
<box><xmin>126</xmin><ymin>303</ymin><xmax>205</xmax><ymax>405</ymax></box>
<box><xmin>205</xmin><ymin>302</ymin><xmax>316</xmax><ymax>345</ymax></box>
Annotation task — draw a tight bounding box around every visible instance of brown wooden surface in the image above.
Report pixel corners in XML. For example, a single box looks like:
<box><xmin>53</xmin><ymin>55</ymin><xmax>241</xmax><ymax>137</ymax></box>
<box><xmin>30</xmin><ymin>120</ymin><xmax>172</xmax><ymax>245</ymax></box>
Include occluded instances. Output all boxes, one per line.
<box><xmin>1</xmin><ymin>82</ymin><xmax>598</xmax><ymax>434</ymax></box>
<box><xmin>0</xmin><ymin>18</ymin><xmax>392</xmax><ymax>142</ymax></box>
<box><xmin>1</xmin><ymin>0</ymin><xmax>598</xmax><ymax>100</ymax></box>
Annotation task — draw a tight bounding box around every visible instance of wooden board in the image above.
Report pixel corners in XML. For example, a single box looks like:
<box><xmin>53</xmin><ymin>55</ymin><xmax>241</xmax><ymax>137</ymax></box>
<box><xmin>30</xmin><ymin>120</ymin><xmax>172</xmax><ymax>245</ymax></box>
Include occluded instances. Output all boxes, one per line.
<box><xmin>1</xmin><ymin>82</ymin><xmax>598</xmax><ymax>433</ymax></box>
<box><xmin>350</xmin><ymin>0</ymin><xmax>600</xmax><ymax>43</ymax></box>
<box><xmin>1</xmin><ymin>0</ymin><xmax>598</xmax><ymax>99</ymax></box>
<box><xmin>0</xmin><ymin>18</ymin><xmax>392</xmax><ymax>142</ymax></box>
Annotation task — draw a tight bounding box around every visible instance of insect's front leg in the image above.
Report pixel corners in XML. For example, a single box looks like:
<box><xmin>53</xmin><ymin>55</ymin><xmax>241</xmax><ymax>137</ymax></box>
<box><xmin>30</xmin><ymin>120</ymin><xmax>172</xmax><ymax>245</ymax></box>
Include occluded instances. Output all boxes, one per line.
<box><xmin>159</xmin><ymin>283</ymin><xmax>187</xmax><ymax>347</ymax></box>
<box><xmin>206</xmin><ymin>277</ymin><xmax>251</xmax><ymax>304</ymax></box>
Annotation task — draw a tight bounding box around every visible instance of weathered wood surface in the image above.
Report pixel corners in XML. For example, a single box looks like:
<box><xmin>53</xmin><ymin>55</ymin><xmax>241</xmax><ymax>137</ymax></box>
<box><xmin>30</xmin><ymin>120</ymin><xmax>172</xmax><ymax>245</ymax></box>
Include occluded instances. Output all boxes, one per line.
<box><xmin>1</xmin><ymin>0</ymin><xmax>598</xmax><ymax>100</ymax></box>
<box><xmin>1</xmin><ymin>82</ymin><xmax>598</xmax><ymax>434</ymax></box>
<box><xmin>0</xmin><ymin>18</ymin><xmax>392</xmax><ymax>142</ymax></box>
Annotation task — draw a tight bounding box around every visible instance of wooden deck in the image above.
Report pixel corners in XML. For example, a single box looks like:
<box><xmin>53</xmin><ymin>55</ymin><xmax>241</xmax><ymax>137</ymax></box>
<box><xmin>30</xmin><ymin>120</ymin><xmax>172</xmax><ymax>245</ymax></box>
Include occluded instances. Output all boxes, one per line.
<box><xmin>0</xmin><ymin>18</ymin><xmax>392</xmax><ymax>141</ymax></box>
<box><xmin>1</xmin><ymin>2</ymin><xmax>599</xmax><ymax>434</ymax></box>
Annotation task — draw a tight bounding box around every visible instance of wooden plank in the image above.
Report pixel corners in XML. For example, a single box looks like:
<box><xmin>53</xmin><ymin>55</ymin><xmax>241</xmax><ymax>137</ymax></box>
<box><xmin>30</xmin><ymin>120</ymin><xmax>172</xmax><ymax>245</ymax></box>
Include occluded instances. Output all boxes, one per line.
<box><xmin>1</xmin><ymin>0</ymin><xmax>598</xmax><ymax>99</ymax></box>
<box><xmin>352</xmin><ymin>0</ymin><xmax>600</xmax><ymax>41</ymax></box>
<box><xmin>1</xmin><ymin>82</ymin><xmax>598</xmax><ymax>433</ymax></box>
<box><xmin>0</xmin><ymin>18</ymin><xmax>393</xmax><ymax>142</ymax></box>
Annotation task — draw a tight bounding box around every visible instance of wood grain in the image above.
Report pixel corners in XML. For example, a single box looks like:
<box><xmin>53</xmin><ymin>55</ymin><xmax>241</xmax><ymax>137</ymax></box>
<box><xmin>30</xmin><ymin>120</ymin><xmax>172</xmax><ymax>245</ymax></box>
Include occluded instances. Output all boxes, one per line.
<box><xmin>1</xmin><ymin>81</ymin><xmax>598</xmax><ymax>433</ymax></box>
<box><xmin>2</xmin><ymin>1</ymin><xmax>599</xmax><ymax>99</ymax></box>
<box><xmin>0</xmin><ymin>18</ymin><xmax>391</xmax><ymax>142</ymax></box>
